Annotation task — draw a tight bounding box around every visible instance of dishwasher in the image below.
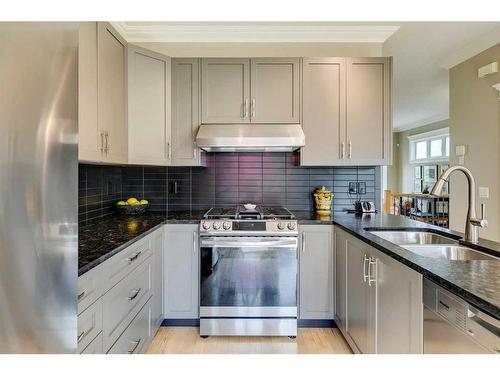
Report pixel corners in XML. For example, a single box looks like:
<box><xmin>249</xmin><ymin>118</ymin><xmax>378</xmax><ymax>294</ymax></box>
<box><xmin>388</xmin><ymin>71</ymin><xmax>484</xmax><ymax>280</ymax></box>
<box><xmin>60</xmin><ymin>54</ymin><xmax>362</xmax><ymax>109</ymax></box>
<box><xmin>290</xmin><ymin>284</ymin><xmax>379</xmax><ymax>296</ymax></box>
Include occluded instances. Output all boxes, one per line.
<box><xmin>423</xmin><ymin>278</ymin><xmax>500</xmax><ymax>354</ymax></box>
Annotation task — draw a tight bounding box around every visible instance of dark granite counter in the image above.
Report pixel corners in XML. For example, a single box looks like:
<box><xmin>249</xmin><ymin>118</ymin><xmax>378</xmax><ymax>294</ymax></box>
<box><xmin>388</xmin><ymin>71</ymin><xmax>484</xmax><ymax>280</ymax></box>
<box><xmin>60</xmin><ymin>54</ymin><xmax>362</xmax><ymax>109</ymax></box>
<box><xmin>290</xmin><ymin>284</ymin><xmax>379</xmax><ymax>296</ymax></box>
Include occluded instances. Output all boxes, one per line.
<box><xmin>78</xmin><ymin>211</ymin><xmax>205</xmax><ymax>276</ymax></box>
<box><xmin>296</xmin><ymin>211</ymin><xmax>499</xmax><ymax>320</ymax></box>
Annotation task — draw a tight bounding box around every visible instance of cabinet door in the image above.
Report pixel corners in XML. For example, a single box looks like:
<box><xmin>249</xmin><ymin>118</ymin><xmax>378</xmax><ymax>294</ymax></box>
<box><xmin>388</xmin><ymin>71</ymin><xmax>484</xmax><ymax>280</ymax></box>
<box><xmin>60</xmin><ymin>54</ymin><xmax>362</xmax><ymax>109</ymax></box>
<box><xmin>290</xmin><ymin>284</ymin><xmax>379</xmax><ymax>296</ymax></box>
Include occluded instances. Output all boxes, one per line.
<box><xmin>334</xmin><ymin>228</ymin><xmax>347</xmax><ymax>330</ymax></box>
<box><xmin>345</xmin><ymin>57</ymin><xmax>392</xmax><ymax>165</ymax></box>
<box><xmin>201</xmin><ymin>58</ymin><xmax>250</xmax><ymax>124</ymax></box>
<box><xmin>97</xmin><ymin>22</ymin><xmax>127</xmax><ymax>164</ymax></box>
<box><xmin>374</xmin><ymin>248</ymin><xmax>423</xmax><ymax>354</ymax></box>
<box><xmin>171</xmin><ymin>58</ymin><xmax>201</xmax><ymax>166</ymax></box>
<box><xmin>128</xmin><ymin>45</ymin><xmax>170</xmax><ymax>165</ymax></box>
<box><xmin>345</xmin><ymin>236</ymin><xmax>375</xmax><ymax>353</ymax></box>
<box><xmin>78</xmin><ymin>23</ymin><xmax>102</xmax><ymax>162</ymax></box>
<box><xmin>151</xmin><ymin>227</ymin><xmax>165</xmax><ymax>330</ymax></box>
<box><xmin>299</xmin><ymin>225</ymin><xmax>334</xmax><ymax>320</ymax></box>
<box><xmin>301</xmin><ymin>58</ymin><xmax>345</xmax><ymax>165</ymax></box>
<box><xmin>250</xmin><ymin>58</ymin><xmax>300</xmax><ymax>123</ymax></box>
<box><xmin>164</xmin><ymin>225</ymin><xmax>199</xmax><ymax>319</ymax></box>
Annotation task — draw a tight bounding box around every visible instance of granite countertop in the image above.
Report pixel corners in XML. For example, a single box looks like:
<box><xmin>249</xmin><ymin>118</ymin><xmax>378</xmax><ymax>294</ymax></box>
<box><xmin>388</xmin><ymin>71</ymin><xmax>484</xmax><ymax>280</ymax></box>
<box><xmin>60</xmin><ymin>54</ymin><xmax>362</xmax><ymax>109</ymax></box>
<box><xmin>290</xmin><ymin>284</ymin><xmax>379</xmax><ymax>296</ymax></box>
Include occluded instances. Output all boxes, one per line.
<box><xmin>78</xmin><ymin>211</ymin><xmax>205</xmax><ymax>276</ymax></box>
<box><xmin>78</xmin><ymin>209</ymin><xmax>500</xmax><ymax>319</ymax></box>
<box><xmin>301</xmin><ymin>211</ymin><xmax>500</xmax><ymax>320</ymax></box>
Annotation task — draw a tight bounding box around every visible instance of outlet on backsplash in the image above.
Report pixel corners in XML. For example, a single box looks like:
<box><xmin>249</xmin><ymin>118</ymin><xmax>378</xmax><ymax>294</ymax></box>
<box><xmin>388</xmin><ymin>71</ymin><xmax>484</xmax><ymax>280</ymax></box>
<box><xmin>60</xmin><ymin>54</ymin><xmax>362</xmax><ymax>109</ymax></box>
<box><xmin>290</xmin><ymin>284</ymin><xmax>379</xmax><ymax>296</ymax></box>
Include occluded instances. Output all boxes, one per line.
<box><xmin>168</xmin><ymin>181</ymin><xmax>179</xmax><ymax>195</ymax></box>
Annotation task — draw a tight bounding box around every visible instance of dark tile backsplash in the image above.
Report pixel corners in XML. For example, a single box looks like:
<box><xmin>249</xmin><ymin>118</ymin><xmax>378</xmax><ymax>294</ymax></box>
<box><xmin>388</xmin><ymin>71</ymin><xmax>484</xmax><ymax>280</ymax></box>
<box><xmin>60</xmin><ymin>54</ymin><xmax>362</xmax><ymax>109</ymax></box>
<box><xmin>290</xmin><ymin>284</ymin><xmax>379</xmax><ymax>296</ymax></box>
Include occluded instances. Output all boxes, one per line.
<box><xmin>79</xmin><ymin>152</ymin><xmax>380</xmax><ymax>222</ymax></box>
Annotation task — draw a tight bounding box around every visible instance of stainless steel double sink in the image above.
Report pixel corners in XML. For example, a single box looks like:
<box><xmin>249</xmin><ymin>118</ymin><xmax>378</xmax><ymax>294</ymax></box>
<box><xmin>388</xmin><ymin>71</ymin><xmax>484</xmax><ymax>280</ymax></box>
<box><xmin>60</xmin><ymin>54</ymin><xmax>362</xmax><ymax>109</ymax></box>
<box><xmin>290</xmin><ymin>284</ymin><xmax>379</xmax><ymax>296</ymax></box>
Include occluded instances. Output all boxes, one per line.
<box><xmin>368</xmin><ymin>230</ymin><xmax>497</xmax><ymax>261</ymax></box>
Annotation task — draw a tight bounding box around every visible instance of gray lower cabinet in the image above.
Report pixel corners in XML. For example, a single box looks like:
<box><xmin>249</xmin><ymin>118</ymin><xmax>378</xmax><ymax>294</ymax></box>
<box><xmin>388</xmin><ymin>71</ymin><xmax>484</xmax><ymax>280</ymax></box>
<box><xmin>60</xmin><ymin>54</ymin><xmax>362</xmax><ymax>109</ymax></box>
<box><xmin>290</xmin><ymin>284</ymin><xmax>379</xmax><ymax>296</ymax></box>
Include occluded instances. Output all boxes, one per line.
<box><xmin>164</xmin><ymin>224</ymin><xmax>199</xmax><ymax>319</ymax></box>
<box><xmin>334</xmin><ymin>228</ymin><xmax>347</xmax><ymax>331</ymax></box>
<box><xmin>299</xmin><ymin>225</ymin><xmax>334</xmax><ymax>320</ymax></box>
<box><xmin>78</xmin><ymin>225</ymin><xmax>165</xmax><ymax>354</ymax></box>
<box><xmin>102</xmin><ymin>256</ymin><xmax>153</xmax><ymax>351</ymax></box>
<box><xmin>81</xmin><ymin>333</ymin><xmax>103</xmax><ymax>354</ymax></box>
<box><xmin>107</xmin><ymin>298</ymin><xmax>152</xmax><ymax>354</ymax></box>
<box><xmin>375</xmin><ymin>248</ymin><xmax>423</xmax><ymax>353</ymax></box>
<box><xmin>345</xmin><ymin>234</ymin><xmax>376</xmax><ymax>354</ymax></box>
<box><xmin>335</xmin><ymin>226</ymin><xmax>423</xmax><ymax>354</ymax></box>
<box><xmin>151</xmin><ymin>227</ymin><xmax>165</xmax><ymax>330</ymax></box>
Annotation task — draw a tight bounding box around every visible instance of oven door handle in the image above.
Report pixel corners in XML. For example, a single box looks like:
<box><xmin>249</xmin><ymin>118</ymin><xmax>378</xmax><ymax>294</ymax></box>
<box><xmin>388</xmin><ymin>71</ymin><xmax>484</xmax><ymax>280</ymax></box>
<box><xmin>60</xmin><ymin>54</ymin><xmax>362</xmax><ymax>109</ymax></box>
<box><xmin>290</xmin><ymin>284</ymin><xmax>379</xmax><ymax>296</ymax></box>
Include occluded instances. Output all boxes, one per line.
<box><xmin>200</xmin><ymin>238</ymin><xmax>298</xmax><ymax>248</ymax></box>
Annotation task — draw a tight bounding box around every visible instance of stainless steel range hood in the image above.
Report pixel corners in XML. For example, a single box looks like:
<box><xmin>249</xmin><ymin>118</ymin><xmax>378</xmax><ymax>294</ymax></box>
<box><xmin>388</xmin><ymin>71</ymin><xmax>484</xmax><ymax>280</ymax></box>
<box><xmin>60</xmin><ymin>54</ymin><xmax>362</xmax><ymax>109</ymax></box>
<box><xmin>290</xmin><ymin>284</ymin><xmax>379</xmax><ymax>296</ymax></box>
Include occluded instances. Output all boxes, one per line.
<box><xmin>196</xmin><ymin>124</ymin><xmax>305</xmax><ymax>152</ymax></box>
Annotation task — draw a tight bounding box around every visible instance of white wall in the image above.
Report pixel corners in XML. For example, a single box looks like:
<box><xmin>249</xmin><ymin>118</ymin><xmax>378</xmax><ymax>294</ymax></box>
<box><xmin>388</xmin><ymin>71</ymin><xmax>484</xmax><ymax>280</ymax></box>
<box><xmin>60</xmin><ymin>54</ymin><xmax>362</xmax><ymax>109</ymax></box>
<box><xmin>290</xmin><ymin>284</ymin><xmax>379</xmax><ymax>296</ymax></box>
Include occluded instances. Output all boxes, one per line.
<box><xmin>449</xmin><ymin>43</ymin><xmax>500</xmax><ymax>241</ymax></box>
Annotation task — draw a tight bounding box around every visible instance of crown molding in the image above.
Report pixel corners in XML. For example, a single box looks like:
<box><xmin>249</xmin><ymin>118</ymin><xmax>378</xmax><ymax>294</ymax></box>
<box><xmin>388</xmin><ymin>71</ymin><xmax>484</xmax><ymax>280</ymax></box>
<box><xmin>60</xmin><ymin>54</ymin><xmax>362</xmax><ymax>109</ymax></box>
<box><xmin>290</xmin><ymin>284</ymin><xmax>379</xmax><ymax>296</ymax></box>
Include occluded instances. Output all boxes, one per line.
<box><xmin>110</xmin><ymin>22</ymin><xmax>399</xmax><ymax>43</ymax></box>
<box><xmin>439</xmin><ymin>26</ymin><xmax>500</xmax><ymax>69</ymax></box>
<box><xmin>394</xmin><ymin>112</ymin><xmax>449</xmax><ymax>132</ymax></box>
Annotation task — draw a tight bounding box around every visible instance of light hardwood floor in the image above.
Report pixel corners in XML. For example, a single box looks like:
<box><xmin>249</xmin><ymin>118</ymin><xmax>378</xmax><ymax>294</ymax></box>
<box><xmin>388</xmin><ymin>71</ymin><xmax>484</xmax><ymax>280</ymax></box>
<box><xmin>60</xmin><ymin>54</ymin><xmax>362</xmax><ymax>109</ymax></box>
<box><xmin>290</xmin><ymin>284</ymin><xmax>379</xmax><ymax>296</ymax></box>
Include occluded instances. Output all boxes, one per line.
<box><xmin>146</xmin><ymin>327</ymin><xmax>353</xmax><ymax>354</ymax></box>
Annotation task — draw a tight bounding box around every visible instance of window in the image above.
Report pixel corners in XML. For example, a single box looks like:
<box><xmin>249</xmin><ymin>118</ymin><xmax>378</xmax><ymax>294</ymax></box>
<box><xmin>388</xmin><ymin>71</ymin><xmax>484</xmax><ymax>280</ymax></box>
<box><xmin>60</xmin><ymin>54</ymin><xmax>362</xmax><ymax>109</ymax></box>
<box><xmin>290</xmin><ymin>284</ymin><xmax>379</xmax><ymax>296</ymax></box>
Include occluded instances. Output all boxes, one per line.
<box><xmin>430</xmin><ymin>139</ymin><xmax>443</xmax><ymax>157</ymax></box>
<box><xmin>409</xmin><ymin>128</ymin><xmax>450</xmax><ymax>163</ymax></box>
<box><xmin>416</xmin><ymin>141</ymin><xmax>427</xmax><ymax>159</ymax></box>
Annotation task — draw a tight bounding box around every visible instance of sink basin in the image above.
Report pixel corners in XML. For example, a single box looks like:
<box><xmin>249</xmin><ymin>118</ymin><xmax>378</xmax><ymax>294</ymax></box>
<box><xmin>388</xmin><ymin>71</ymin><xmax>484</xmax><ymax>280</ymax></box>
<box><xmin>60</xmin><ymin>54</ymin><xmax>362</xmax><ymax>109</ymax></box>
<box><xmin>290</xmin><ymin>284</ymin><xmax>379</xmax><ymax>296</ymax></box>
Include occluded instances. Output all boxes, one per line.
<box><xmin>401</xmin><ymin>245</ymin><xmax>497</xmax><ymax>261</ymax></box>
<box><xmin>368</xmin><ymin>230</ymin><xmax>457</xmax><ymax>245</ymax></box>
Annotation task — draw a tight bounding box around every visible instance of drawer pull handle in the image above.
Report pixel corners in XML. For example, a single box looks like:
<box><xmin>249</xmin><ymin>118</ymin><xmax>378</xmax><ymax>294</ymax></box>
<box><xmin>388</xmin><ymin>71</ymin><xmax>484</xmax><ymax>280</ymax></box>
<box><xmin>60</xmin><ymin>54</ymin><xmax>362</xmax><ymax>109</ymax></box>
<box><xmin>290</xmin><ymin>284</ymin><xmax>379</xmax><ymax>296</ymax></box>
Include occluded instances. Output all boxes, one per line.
<box><xmin>368</xmin><ymin>257</ymin><xmax>377</xmax><ymax>286</ymax></box>
<box><xmin>363</xmin><ymin>254</ymin><xmax>369</xmax><ymax>282</ymax></box>
<box><xmin>77</xmin><ymin>330</ymin><xmax>86</xmax><ymax>342</ymax></box>
<box><xmin>128</xmin><ymin>339</ymin><xmax>141</xmax><ymax>354</ymax></box>
<box><xmin>77</xmin><ymin>291</ymin><xmax>85</xmax><ymax>301</ymax></box>
<box><xmin>128</xmin><ymin>288</ymin><xmax>142</xmax><ymax>301</ymax></box>
<box><xmin>438</xmin><ymin>301</ymin><xmax>450</xmax><ymax>310</ymax></box>
<box><xmin>127</xmin><ymin>251</ymin><xmax>142</xmax><ymax>263</ymax></box>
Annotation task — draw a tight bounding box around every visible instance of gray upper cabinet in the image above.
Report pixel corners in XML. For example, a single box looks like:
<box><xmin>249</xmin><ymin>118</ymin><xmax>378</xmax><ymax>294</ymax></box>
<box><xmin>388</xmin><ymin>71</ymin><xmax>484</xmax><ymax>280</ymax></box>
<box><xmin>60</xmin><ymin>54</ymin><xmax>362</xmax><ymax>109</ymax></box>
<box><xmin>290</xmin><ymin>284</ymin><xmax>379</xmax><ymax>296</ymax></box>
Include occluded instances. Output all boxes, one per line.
<box><xmin>127</xmin><ymin>45</ymin><xmax>171</xmax><ymax>165</ymax></box>
<box><xmin>299</xmin><ymin>225</ymin><xmax>334</xmax><ymax>320</ymax></box>
<box><xmin>79</xmin><ymin>22</ymin><xmax>127</xmax><ymax>164</ymax></box>
<box><xmin>301</xmin><ymin>58</ymin><xmax>345</xmax><ymax>166</ymax></box>
<box><xmin>301</xmin><ymin>57</ymin><xmax>392</xmax><ymax>166</ymax></box>
<box><xmin>171</xmin><ymin>58</ymin><xmax>203</xmax><ymax>166</ymax></box>
<box><xmin>164</xmin><ymin>224</ymin><xmax>199</xmax><ymax>319</ymax></box>
<box><xmin>201</xmin><ymin>58</ymin><xmax>300</xmax><ymax>124</ymax></box>
<box><xmin>345</xmin><ymin>57</ymin><xmax>392</xmax><ymax>165</ymax></box>
<box><xmin>334</xmin><ymin>227</ymin><xmax>348</xmax><ymax>331</ymax></box>
<box><xmin>97</xmin><ymin>22</ymin><xmax>128</xmax><ymax>164</ymax></box>
<box><xmin>201</xmin><ymin>58</ymin><xmax>250</xmax><ymax>124</ymax></box>
<box><xmin>250</xmin><ymin>58</ymin><xmax>300</xmax><ymax>123</ymax></box>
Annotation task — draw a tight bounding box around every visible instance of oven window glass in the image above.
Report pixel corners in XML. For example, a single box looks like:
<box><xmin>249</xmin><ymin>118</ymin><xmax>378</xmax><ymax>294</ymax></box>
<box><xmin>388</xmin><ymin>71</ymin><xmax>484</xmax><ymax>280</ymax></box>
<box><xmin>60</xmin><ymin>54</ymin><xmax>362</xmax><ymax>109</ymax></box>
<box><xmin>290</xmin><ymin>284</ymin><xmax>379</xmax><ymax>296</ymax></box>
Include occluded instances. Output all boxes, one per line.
<box><xmin>200</xmin><ymin>245</ymin><xmax>297</xmax><ymax>307</ymax></box>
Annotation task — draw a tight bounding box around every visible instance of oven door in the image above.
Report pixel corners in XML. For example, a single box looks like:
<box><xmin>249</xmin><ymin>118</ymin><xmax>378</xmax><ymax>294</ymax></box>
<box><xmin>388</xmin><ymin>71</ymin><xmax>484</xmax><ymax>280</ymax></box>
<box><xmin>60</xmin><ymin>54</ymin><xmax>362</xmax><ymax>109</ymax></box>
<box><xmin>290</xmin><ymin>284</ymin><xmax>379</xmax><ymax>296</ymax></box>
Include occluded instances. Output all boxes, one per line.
<box><xmin>200</xmin><ymin>236</ymin><xmax>298</xmax><ymax>317</ymax></box>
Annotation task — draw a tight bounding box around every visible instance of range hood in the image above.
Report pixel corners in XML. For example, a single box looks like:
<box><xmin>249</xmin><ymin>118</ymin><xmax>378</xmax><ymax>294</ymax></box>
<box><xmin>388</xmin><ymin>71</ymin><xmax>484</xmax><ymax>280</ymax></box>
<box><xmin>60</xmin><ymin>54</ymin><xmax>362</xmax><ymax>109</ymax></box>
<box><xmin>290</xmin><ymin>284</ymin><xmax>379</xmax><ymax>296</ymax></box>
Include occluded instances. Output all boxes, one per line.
<box><xmin>196</xmin><ymin>124</ymin><xmax>305</xmax><ymax>152</ymax></box>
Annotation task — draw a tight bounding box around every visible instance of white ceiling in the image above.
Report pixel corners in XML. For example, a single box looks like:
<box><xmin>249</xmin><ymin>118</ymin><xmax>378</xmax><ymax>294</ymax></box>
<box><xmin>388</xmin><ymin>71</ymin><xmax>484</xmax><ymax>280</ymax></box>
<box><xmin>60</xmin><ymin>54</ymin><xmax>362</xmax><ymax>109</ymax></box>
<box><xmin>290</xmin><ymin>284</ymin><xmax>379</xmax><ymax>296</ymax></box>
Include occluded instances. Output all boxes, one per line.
<box><xmin>382</xmin><ymin>22</ymin><xmax>500</xmax><ymax>131</ymax></box>
<box><xmin>113</xmin><ymin>21</ymin><xmax>500</xmax><ymax>131</ymax></box>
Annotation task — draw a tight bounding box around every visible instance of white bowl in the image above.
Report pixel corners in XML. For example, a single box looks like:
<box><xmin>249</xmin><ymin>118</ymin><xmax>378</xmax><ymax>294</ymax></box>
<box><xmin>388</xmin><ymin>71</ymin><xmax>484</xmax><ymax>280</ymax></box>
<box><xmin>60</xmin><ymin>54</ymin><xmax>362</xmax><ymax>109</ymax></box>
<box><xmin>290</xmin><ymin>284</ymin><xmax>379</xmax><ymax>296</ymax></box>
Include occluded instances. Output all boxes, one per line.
<box><xmin>243</xmin><ymin>203</ymin><xmax>257</xmax><ymax>211</ymax></box>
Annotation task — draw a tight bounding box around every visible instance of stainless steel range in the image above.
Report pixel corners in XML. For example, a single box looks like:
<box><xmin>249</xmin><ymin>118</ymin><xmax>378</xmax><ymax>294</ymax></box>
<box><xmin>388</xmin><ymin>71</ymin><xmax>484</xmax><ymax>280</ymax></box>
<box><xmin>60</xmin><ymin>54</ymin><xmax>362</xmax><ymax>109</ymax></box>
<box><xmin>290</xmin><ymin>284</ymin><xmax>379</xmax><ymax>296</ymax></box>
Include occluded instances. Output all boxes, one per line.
<box><xmin>199</xmin><ymin>205</ymin><xmax>298</xmax><ymax>337</ymax></box>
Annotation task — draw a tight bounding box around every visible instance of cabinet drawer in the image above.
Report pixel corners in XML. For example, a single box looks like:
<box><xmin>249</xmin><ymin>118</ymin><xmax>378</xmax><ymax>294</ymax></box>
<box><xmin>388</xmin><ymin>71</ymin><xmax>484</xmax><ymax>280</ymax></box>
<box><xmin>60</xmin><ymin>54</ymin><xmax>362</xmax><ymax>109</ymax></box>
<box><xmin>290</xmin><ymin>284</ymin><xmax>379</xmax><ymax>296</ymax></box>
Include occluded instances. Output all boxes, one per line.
<box><xmin>78</xmin><ymin>264</ymin><xmax>103</xmax><ymax>314</ymax></box>
<box><xmin>103</xmin><ymin>235</ymin><xmax>153</xmax><ymax>292</ymax></box>
<box><xmin>80</xmin><ymin>332</ymin><xmax>103</xmax><ymax>354</ymax></box>
<box><xmin>107</xmin><ymin>298</ymin><xmax>152</xmax><ymax>354</ymax></box>
<box><xmin>78</xmin><ymin>298</ymin><xmax>103</xmax><ymax>352</ymax></box>
<box><xmin>102</xmin><ymin>257</ymin><xmax>152</xmax><ymax>351</ymax></box>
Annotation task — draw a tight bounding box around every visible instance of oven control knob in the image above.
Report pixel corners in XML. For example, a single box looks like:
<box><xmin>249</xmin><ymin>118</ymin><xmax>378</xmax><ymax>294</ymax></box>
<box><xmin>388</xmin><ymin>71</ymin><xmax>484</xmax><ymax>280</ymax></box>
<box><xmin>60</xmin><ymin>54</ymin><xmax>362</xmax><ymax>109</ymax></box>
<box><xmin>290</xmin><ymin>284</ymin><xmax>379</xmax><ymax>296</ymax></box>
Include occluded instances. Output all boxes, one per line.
<box><xmin>212</xmin><ymin>222</ymin><xmax>221</xmax><ymax>230</ymax></box>
<box><xmin>202</xmin><ymin>222</ymin><xmax>211</xmax><ymax>230</ymax></box>
<box><xmin>277</xmin><ymin>222</ymin><xmax>286</xmax><ymax>230</ymax></box>
<box><xmin>223</xmin><ymin>222</ymin><xmax>231</xmax><ymax>230</ymax></box>
<box><xmin>287</xmin><ymin>222</ymin><xmax>296</xmax><ymax>230</ymax></box>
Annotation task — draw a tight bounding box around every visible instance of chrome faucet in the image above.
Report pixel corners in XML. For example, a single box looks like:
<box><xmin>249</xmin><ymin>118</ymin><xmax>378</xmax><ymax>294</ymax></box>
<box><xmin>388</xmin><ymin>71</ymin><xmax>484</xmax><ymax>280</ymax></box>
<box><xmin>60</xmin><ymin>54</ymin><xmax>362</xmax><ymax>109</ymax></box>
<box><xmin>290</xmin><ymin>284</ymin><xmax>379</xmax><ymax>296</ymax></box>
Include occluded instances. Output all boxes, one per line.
<box><xmin>430</xmin><ymin>165</ymin><xmax>487</xmax><ymax>243</ymax></box>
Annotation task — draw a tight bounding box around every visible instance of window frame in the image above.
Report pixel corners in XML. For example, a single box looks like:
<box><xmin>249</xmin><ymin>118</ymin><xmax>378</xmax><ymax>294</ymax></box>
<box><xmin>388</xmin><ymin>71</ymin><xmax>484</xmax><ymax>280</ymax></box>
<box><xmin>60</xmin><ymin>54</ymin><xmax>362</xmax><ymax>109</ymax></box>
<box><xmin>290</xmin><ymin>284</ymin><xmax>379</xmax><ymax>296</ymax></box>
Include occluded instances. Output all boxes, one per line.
<box><xmin>409</xmin><ymin>127</ymin><xmax>450</xmax><ymax>164</ymax></box>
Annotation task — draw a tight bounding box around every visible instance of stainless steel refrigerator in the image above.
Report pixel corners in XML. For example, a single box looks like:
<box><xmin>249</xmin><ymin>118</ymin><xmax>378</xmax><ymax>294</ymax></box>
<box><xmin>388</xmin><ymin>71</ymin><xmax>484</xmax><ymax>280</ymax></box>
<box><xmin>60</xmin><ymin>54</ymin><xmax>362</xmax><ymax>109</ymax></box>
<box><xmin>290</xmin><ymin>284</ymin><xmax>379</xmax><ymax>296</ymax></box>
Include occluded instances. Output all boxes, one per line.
<box><xmin>0</xmin><ymin>23</ymin><xmax>78</xmax><ymax>353</ymax></box>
